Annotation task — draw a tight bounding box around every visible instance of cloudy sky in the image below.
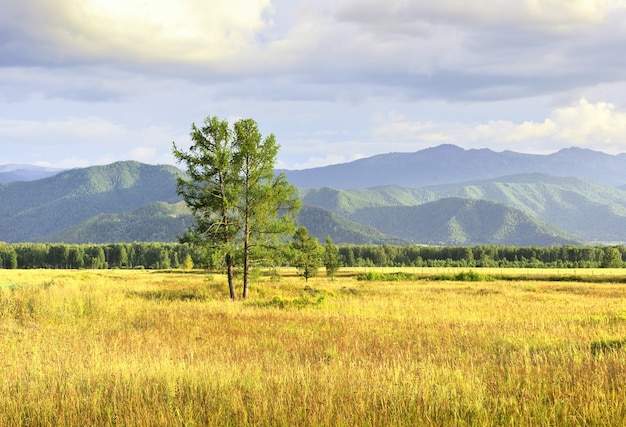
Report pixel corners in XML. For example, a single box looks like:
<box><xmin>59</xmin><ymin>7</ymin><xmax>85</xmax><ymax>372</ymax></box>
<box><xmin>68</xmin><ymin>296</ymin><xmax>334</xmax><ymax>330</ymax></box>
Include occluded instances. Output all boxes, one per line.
<box><xmin>2</xmin><ymin>0</ymin><xmax>626</xmax><ymax>170</ymax></box>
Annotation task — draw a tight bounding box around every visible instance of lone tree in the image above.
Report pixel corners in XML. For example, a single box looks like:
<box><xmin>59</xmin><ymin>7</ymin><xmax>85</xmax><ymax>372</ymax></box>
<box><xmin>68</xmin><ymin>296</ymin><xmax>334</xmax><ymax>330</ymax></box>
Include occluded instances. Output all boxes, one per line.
<box><xmin>173</xmin><ymin>115</ymin><xmax>300</xmax><ymax>299</ymax></box>
<box><xmin>323</xmin><ymin>235</ymin><xmax>341</xmax><ymax>280</ymax></box>
<box><xmin>291</xmin><ymin>226</ymin><xmax>323</xmax><ymax>281</ymax></box>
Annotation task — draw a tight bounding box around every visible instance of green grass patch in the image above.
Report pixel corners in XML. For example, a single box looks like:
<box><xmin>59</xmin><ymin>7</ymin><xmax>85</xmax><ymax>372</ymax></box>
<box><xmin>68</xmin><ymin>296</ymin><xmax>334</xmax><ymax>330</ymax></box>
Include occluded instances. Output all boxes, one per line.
<box><xmin>246</xmin><ymin>286</ymin><xmax>330</xmax><ymax>309</ymax></box>
<box><xmin>356</xmin><ymin>271</ymin><xmax>418</xmax><ymax>281</ymax></box>
<box><xmin>431</xmin><ymin>270</ymin><xmax>494</xmax><ymax>282</ymax></box>
<box><xmin>246</xmin><ymin>295</ymin><xmax>327</xmax><ymax>309</ymax></box>
<box><xmin>496</xmin><ymin>274</ymin><xmax>626</xmax><ymax>283</ymax></box>
<box><xmin>0</xmin><ymin>281</ymin><xmax>17</xmax><ymax>291</ymax></box>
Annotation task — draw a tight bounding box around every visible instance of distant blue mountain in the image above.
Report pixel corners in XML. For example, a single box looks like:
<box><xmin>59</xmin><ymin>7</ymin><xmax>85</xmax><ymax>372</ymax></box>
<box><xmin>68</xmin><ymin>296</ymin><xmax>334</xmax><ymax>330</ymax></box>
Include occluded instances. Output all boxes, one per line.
<box><xmin>0</xmin><ymin>164</ymin><xmax>64</xmax><ymax>183</ymax></box>
<box><xmin>281</xmin><ymin>144</ymin><xmax>626</xmax><ymax>189</ymax></box>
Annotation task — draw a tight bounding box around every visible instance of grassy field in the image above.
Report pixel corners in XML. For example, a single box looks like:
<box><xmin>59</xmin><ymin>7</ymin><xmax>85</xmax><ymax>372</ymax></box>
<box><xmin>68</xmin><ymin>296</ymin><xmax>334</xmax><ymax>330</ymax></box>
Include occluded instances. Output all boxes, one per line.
<box><xmin>1</xmin><ymin>268</ymin><xmax>626</xmax><ymax>426</ymax></box>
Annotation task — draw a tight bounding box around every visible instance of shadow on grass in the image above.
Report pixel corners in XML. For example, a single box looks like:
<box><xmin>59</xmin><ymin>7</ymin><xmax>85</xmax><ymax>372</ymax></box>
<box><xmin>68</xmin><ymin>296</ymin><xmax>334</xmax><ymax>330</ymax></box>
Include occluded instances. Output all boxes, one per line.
<box><xmin>590</xmin><ymin>338</ymin><xmax>626</xmax><ymax>355</ymax></box>
<box><xmin>127</xmin><ymin>288</ymin><xmax>209</xmax><ymax>302</ymax></box>
<box><xmin>246</xmin><ymin>285</ymin><xmax>331</xmax><ymax>309</ymax></box>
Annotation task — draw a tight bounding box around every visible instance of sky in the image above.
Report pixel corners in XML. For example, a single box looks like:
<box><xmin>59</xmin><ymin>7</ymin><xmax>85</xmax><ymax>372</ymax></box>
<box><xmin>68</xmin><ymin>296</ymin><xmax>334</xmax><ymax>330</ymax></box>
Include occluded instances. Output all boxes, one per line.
<box><xmin>2</xmin><ymin>0</ymin><xmax>626</xmax><ymax>170</ymax></box>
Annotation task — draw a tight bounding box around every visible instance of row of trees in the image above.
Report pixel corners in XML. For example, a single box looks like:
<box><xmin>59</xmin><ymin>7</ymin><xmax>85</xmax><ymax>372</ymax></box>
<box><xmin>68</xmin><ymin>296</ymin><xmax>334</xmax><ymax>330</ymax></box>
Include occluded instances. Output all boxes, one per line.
<box><xmin>2</xmin><ymin>241</ymin><xmax>625</xmax><ymax>271</ymax></box>
<box><xmin>0</xmin><ymin>242</ymin><xmax>196</xmax><ymax>270</ymax></box>
<box><xmin>337</xmin><ymin>244</ymin><xmax>626</xmax><ymax>268</ymax></box>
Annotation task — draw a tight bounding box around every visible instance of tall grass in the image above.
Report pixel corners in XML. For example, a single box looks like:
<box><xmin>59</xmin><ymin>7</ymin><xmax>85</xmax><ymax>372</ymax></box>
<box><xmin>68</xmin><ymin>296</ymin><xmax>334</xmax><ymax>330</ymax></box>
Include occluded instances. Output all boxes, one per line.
<box><xmin>1</xmin><ymin>268</ymin><xmax>626</xmax><ymax>425</ymax></box>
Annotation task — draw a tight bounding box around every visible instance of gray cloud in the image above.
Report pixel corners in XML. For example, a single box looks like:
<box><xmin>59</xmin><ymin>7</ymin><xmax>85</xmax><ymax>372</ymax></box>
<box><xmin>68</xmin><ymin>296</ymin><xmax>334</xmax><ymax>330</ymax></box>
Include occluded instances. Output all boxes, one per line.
<box><xmin>3</xmin><ymin>0</ymin><xmax>626</xmax><ymax>169</ymax></box>
<box><xmin>4</xmin><ymin>0</ymin><xmax>625</xmax><ymax>103</ymax></box>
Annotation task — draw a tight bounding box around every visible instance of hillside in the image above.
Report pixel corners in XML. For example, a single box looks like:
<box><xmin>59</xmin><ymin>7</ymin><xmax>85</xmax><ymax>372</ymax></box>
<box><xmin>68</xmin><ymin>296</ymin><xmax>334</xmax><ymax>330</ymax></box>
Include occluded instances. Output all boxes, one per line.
<box><xmin>299</xmin><ymin>175</ymin><xmax>626</xmax><ymax>243</ymax></box>
<box><xmin>0</xmin><ymin>161</ymin><xmax>183</xmax><ymax>242</ymax></box>
<box><xmin>423</xmin><ymin>174</ymin><xmax>626</xmax><ymax>243</ymax></box>
<box><xmin>299</xmin><ymin>186</ymin><xmax>434</xmax><ymax>216</ymax></box>
<box><xmin>0</xmin><ymin>161</ymin><xmax>414</xmax><ymax>245</ymax></box>
<box><xmin>28</xmin><ymin>196</ymin><xmax>570</xmax><ymax>246</ymax></box>
<box><xmin>297</xmin><ymin>206</ymin><xmax>408</xmax><ymax>245</ymax></box>
<box><xmin>347</xmin><ymin>198</ymin><xmax>581</xmax><ymax>246</ymax></box>
<box><xmin>283</xmin><ymin>144</ymin><xmax>626</xmax><ymax>189</ymax></box>
<box><xmin>38</xmin><ymin>201</ymin><xmax>194</xmax><ymax>243</ymax></box>
<box><xmin>37</xmin><ymin>203</ymin><xmax>408</xmax><ymax>245</ymax></box>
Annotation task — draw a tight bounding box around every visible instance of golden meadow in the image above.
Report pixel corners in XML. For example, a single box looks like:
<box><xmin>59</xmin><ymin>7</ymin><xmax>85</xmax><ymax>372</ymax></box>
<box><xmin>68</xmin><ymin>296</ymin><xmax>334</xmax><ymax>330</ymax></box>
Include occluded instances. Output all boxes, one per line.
<box><xmin>1</xmin><ymin>268</ymin><xmax>626</xmax><ymax>426</ymax></box>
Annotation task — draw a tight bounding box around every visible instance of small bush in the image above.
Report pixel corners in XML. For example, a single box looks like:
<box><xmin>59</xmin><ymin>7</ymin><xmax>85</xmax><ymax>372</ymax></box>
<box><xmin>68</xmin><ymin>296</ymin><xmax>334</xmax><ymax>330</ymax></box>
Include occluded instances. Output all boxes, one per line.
<box><xmin>432</xmin><ymin>270</ymin><xmax>493</xmax><ymax>282</ymax></box>
<box><xmin>454</xmin><ymin>270</ymin><xmax>489</xmax><ymax>281</ymax></box>
<box><xmin>247</xmin><ymin>292</ymin><xmax>327</xmax><ymax>309</ymax></box>
<box><xmin>356</xmin><ymin>271</ymin><xmax>417</xmax><ymax>281</ymax></box>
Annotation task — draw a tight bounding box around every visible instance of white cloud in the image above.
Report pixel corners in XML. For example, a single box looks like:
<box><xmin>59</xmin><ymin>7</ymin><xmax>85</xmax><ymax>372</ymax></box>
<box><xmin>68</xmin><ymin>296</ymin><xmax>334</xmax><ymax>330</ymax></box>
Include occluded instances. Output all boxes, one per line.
<box><xmin>34</xmin><ymin>157</ymin><xmax>91</xmax><ymax>169</ymax></box>
<box><xmin>84</xmin><ymin>0</ymin><xmax>272</xmax><ymax>61</ymax></box>
<box><xmin>128</xmin><ymin>146</ymin><xmax>158</xmax><ymax>163</ymax></box>
<box><xmin>4</xmin><ymin>0</ymin><xmax>626</xmax><ymax>172</ymax></box>
<box><xmin>0</xmin><ymin>116</ymin><xmax>179</xmax><ymax>166</ymax></box>
<box><xmin>371</xmin><ymin>98</ymin><xmax>626</xmax><ymax>154</ymax></box>
<box><xmin>550</xmin><ymin>98</ymin><xmax>626</xmax><ymax>149</ymax></box>
<box><xmin>0</xmin><ymin>117</ymin><xmax>126</xmax><ymax>143</ymax></box>
<box><xmin>338</xmin><ymin>0</ymin><xmax>616</xmax><ymax>32</ymax></box>
<box><xmin>4</xmin><ymin>0</ymin><xmax>626</xmax><ymax>104</ymax></box>
<box><xmin>1</xmin><ymin>0</ymin><xmax>273</xmax><ymax>68</ymax></box>
<box><xmin>287</xmin><ymin>153</ymin><xmax>363</xmax><ymax>170</ymax></box>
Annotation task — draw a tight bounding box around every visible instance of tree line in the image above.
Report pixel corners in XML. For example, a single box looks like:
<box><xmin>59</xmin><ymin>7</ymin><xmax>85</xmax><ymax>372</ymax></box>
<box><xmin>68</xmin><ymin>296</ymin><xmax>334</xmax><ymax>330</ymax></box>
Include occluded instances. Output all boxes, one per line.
<box><xmin>0</xmin><ymin>242</ymin><xmax>195</xmax><ymax>270</ymax></box>
<box><xmin>1</xmin><ymin>241</ymin><xmax>625</xmax><ymax>271</ymax></box>
<box><xmin>338</xmin><ymin>244</ymin><xmax>626</xmax><ymax>268</ymax></box>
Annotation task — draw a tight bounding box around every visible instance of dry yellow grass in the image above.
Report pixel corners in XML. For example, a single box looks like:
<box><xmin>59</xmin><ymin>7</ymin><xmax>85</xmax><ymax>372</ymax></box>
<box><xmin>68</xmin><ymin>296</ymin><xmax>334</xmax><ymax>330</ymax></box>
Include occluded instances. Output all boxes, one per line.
<box><xmin>1</xmin><ymin>268</ymin><xmax>626</xmax><ymax>425</ymax></box>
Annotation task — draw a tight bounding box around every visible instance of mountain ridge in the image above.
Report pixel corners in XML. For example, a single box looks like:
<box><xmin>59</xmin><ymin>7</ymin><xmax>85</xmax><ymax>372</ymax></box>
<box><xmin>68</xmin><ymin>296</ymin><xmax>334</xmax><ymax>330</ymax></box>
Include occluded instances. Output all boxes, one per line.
<box><xmin>3</xmin><ymin>146</ymin><xmax>626</xmax><ymax>245</ymax></box>
<box><xmin>281</xmin><ymin>144</ymin><xmax>626</xmax><ymax>189</ymax></box>
<box><xmin>0</xmin><ymin>161</ymin><xmax>183</xmax><ymax>242</ymax></box>
<box><xmin>298</xmin><ymin>174</ymin><xmax>626</xmax><ymax>244</ymax></box>
<box><xmin>349</xmin><ymin>197</ymin><xmax>581</xmax><ymax>246</ymax></box>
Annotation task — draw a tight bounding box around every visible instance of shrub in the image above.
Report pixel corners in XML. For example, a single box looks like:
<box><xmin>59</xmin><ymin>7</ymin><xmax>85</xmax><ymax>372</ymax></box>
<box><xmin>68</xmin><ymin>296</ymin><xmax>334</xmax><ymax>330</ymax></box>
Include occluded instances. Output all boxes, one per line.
<box><xmin>432</xmin><ymin>270</ymin><xmax>493</xmax><ymax>282</ymax></box>
<box><xmin>355</xmin><ymin>271</ymin><xmax>417</xmax><ymax>281</ymax></box>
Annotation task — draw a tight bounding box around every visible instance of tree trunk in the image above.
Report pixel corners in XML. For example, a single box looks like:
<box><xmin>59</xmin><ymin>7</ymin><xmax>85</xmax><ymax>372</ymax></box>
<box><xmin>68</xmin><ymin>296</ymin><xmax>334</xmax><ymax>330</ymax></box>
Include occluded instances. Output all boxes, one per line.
<box><xmin>226</xmin><ymin>253</ymin><xmax>236</xmax><ymax>300</ymax></box>
<box><xmin>242</xmin><ymin>188</ymin><xmax>250</xmax><ymax>299</ymax></box>
<box><xmin>242</xmin><ymin>234</ymin><xmax>249</xmax><ymax>299</ymax></box>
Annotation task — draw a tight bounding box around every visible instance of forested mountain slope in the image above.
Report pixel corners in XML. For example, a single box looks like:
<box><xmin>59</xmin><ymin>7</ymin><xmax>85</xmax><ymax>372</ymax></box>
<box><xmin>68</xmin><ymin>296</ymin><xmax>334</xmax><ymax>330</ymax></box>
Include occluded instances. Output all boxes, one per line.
<box><xmin>299</xmin><ymin>174</ymin><xmax>626</xmax><ymax>243</ymax></box>
<box><xmin>423</xmin><ymin>174</ymin><xmax>626</xmax><ymax>242</ymax></box>
<box><xmin>299</xmin><ymin>186</ymin><xmax>434</xmax><ymax>216</ymax></box>
<box><xmin>297</xmin><ymin>206</ymin><xmax>408</xmax><ymax>245</ymax></box>
<box><xmin>38</xmin><ymin>203</ymin><xmax>408</xmax><ymax>245</ymax></box>
<box><xmin>38</xmin><ymin>201</ymin><xmax>194</xmax><ymax>244</ymax></box>
<box><xmin>3</xmin><ymin>155</ymin><xmax>626</xmax><ymax>245</ymax></box>
<box><xmin>0</xmin><ymin>161</ymin><xmax>182</xmax><ymax>242</ymax></box>
<box><xmin>39</xmin><ymin>197</ymin><xmax>574</xmax><ymax>247</ymax></box>
<box><xmin>346</xmin><ymin>198</ymin><xmax>581</xmax><ymax>246</ymax></box>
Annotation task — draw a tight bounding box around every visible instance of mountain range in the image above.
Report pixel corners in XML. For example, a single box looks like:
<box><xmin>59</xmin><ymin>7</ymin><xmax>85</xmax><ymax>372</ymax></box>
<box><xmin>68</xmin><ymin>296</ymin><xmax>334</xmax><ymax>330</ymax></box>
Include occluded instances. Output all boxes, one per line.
<box><xmin>0</xmin><ymin>164</ymin><xmax>63</xmax><ymax>183</ymax></box>
<box><xmin>2</xmin><ymin>144</ymin><xmax>626</xmax><ymax>246</ymax></box>
<box><xmin>281</xmin><ymin>144</ymin><xmax>626</xmax><ymax>189</ymax></box>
